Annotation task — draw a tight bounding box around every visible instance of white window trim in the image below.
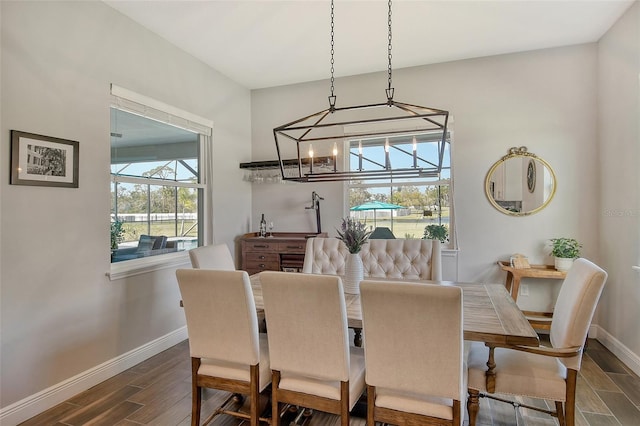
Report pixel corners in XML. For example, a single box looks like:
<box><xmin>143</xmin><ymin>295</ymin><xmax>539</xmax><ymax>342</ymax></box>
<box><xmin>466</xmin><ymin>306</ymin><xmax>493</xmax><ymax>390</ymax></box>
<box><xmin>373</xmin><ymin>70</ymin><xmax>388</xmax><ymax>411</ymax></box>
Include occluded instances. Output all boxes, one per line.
<box><xmin>107</xmin><ymin>251</ymin><xmax>191</xmax><ymax>281</ymax></box>
<box><xmin>108</xmin><ymin>85</ymin><xmax>212</xmax><ymax>279</ymax></box>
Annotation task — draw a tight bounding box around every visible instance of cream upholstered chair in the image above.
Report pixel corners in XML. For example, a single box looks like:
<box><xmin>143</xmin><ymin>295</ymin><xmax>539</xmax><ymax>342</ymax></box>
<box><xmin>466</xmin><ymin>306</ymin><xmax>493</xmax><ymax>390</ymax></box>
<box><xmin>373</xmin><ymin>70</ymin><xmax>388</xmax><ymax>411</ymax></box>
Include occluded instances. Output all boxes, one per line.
<box><xmin>302</xmin><ymin>237</ymin><xmax>349</xmax><ymax>275</ymax></box>
<box><xmin>361</xmin><ymin>238</ymin><xmax>442</xmax><ymax>281</ymax></box>
<box><xmin>302</xmin><ymin>237</ymin><xmax>442</xmax><ymax>281</ymax></box>
<box><xmin>176</xmin><ymin>269</ymin><xmax>270</xmax><ymax>426</ymax></box>
<box><xmin>259</xmin><ymin>271</ymin><xmax>366</xmax><ymax>426</ymax></box>
<box><xmin>467</xmin><ymin>258</ymin><xmax>607</xmax><ymax>426</ymax></box>
<box><xmin>360</xmin><ymin>280</ymin><xmax>465</xmax><ymax>425</ymax></box>
<box><xmin>188</xmin><ymin>243</ymin><xmax>235</xmax><ymax>270</ymax></box>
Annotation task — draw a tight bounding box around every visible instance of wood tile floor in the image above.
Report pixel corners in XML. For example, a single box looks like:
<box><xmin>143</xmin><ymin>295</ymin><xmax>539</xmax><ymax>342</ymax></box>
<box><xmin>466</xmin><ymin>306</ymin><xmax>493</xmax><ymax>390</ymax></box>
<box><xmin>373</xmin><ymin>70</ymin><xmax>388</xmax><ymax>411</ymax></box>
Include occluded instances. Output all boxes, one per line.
<box><xmin>20</xmin><ymin>338</ymin><xmax>640</xmax><ymax>426</ymax></box>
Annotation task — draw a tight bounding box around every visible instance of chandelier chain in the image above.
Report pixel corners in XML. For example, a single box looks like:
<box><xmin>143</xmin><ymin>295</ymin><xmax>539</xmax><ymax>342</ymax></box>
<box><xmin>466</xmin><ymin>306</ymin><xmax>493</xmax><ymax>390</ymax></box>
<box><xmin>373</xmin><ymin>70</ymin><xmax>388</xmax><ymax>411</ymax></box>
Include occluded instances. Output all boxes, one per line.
<box><xmin>329</xmin><ymin>0</ymin><xmax>335</xmax><ymax>99</ymax></box>
<box><xmin>387</xmin><ymin>0</ymin><xmax>393</xmax><ymax>90</ymax></box>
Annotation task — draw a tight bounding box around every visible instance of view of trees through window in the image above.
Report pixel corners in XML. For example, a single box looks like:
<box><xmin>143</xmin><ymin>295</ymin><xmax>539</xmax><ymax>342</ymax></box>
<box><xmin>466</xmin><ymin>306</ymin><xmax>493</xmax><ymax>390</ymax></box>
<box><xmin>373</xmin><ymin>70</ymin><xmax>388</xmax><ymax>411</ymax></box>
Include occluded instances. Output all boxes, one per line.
<box><xmin>347</xmin><ymin>132</ymin><xmax>452</xmax><ymax>242</ymax></box>
<box><xmin>111</xmin><ymin>163</ymin><xmax>199</xmax><ymax>243</ymax></box>
<box><xmin>348</xmin><ymin>183</ymin><xmax>451</xmax><ymax>240</ymax></box>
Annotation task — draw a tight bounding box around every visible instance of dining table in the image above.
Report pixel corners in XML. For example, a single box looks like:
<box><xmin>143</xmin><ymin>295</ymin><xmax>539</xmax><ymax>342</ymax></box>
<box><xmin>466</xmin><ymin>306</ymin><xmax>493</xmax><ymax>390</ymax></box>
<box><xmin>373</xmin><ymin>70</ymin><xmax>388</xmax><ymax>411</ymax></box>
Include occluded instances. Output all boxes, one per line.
<box><xmin>249</xmin><ymin>273</ymin><xmax>539</xmax><ymax>347</ymax></box>
<box><xmin>249</xmin><ymin>273</ymin><xmax>539</xmax><ymax>394</ymax></box>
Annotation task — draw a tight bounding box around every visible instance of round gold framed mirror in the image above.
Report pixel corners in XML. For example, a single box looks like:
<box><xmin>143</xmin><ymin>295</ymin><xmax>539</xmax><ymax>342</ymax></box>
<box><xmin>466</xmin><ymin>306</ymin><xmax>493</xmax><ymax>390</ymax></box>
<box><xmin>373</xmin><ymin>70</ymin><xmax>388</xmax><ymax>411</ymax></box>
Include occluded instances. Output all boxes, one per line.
<box><xmin>485</xmin><ymin>147</ymin><xmax>556</xmax><ymax>216</ymax></box>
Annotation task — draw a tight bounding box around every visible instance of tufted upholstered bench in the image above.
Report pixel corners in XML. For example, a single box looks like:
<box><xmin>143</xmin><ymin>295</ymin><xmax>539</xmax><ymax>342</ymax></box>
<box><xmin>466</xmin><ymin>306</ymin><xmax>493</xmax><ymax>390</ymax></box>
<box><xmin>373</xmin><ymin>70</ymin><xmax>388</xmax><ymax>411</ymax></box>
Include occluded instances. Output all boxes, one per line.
<box><xmin>302</xmin><ymin>237</ymin><xmax>442</xmax><ymax>282</ymax></box>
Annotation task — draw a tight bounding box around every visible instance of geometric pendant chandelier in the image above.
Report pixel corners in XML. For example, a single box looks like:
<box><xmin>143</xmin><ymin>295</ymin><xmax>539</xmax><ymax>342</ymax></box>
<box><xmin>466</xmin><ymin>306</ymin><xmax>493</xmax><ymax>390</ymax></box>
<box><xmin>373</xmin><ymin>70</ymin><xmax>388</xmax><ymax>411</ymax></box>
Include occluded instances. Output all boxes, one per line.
<box><xmin>273</xmin><ymin>0</ymin><xmax>449</xmax><ymax>183</ymax></box>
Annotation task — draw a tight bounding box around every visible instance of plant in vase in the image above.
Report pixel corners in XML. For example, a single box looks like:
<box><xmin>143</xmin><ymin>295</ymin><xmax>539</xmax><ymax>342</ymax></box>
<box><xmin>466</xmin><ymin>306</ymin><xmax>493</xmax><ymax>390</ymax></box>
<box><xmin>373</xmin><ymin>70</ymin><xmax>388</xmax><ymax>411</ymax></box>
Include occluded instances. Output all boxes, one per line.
<box><xmin>550</xmin><ymin>237</ymin><xmax>581</xmax><ymax>272</ymax></box>
<box><xmin>336</xmin><ymin>217</ymin><xmax>372</xmax><ymax>294</ymax></box>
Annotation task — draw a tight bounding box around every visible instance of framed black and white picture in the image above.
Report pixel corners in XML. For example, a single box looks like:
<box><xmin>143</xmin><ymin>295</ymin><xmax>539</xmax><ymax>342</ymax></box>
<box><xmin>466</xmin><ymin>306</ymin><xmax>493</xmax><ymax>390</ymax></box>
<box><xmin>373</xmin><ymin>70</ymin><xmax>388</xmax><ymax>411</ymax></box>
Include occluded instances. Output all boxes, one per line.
<box><xmin>10</xmin><ymin>130</ymin><xmax>79</xmax><ymax>188</ymax></box>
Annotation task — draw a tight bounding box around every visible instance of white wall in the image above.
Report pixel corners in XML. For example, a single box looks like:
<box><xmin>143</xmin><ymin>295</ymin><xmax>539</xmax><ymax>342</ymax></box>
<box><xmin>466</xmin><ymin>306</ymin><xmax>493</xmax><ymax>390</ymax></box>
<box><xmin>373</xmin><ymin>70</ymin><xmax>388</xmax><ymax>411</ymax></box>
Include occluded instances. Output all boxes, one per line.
<box><xmin>0</xmin><ymin>0</ymin><xmax>251</xmax><ymax>413</ymax></box>
<box><xmin>252</xmin><ymin>44</ymin><xmax>600</xmax><ymax>303</ymax></box>
<box><xmin>597</xmin><ymin>1</ymin><xmax>640</xmax><ymax>366</ymax></box>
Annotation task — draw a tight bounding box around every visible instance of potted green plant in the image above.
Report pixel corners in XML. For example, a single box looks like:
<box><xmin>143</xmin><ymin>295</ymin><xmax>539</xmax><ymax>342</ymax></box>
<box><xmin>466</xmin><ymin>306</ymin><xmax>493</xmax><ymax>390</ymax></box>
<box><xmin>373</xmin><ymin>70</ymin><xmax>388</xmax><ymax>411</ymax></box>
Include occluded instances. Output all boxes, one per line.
<box><xmin>550</xmin><ymin>237</ymin><xmax>581</xmax><ymax>271</ymax></box>
<box><xmin>110</xmin><ymin>219</ymin><xmax>125</xmax><ymax>251</ymax></box>
<box><xmin>423</xmin><ymin>224</ymin><xmax>449</xmax><ymax>244</ymax></box>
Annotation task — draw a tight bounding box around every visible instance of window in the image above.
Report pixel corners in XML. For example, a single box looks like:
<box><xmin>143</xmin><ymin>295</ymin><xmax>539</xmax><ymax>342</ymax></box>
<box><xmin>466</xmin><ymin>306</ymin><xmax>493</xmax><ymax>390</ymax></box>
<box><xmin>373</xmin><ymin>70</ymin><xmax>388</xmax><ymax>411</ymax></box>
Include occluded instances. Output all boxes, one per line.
<box><xmin>346</xmin><ymin>131</ymin><xmax>453</xmax><ymax>245</ymax></box>
<box><xmin>110</xmin><ymin>108</ymin><xmax>202</xmax><ymax>262</ymax></box>
<box><xmin>109</xmin><ymin>85</ymin><xmax>213</xmax><ymax>276</ymax></box>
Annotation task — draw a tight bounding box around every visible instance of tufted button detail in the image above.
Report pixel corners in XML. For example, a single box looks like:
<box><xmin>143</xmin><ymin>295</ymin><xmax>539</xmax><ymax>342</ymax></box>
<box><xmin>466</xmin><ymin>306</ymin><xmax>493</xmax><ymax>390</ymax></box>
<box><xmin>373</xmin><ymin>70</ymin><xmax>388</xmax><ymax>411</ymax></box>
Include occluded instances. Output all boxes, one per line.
<box><xmin>302</xmin><ymin>237</ymin><xmax>441</xmax><ymax>281</ymax></box>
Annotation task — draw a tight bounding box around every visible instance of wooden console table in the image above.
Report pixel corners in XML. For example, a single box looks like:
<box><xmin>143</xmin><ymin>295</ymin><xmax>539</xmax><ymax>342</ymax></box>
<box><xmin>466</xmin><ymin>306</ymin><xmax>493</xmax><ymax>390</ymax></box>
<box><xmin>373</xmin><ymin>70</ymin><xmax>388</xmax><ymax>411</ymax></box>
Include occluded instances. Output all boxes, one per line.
<box><xmin>240</xmin><ymin>232</ymin><xmax>327</xmax><ymax>275</ymax></box>
<box><xmin>498</xmin><ymin>260</ymin><xmax>567</xmax><ymax>329</ymax></box>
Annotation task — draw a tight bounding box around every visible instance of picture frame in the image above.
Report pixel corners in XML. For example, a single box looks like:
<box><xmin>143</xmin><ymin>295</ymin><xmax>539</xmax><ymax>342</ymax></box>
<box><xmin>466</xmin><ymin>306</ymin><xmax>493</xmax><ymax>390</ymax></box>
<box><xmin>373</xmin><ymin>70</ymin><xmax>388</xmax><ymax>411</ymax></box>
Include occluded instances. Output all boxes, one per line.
<box><xmin>10</xmin><ymin>130</ymin><xmax>79</xmax><ymax>188</ymax></box>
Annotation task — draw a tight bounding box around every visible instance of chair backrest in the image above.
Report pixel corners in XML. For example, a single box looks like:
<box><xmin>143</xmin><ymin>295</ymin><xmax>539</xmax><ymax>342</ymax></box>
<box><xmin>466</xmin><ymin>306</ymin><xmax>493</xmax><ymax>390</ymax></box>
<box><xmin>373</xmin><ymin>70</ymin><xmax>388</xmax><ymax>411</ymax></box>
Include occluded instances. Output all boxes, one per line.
<box><xmin>176</xmin><ymin>269</ymin><xmax>260</xmax><ymax>365</ymax></box>
<box><xmin>188</xmin><ymin>243</ymin><xmax>235</xmax><ymax>270</ymax></box>
<box><xmin>360</xmin><ymin>238</ymin><xmax>442</xmax><ymax>281</ymax></box>
<box><xmin>302</xmin><ymin>237</ymin><xmax>349</xmax><ymax>275</ymax></box>
<box><xmin>302</xmin><ymin>237</ymin><xmax>442</xmax><ymax>281</ymax></box>
<box><xmin>550</xmin><ymin>258</ymin><xmax>607</xmax><ymax>369</ymax></box>
<box><xmin>360</xmin><ymin>280</ymin><xmax>463</xmax><ymax>401</ymax></box>
<box><xmin>260</xmin><ymin>271</ymin><xmax>351</xmax><ymax>381</ymax></box>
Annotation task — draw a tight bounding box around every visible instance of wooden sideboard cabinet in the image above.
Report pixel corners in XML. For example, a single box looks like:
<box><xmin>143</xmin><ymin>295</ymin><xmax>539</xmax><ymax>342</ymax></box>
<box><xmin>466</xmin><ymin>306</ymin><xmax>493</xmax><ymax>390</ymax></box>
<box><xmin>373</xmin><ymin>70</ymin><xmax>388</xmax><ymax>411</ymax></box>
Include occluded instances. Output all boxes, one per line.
<box><xmin>239</xmin><ymin>232</ymin><xmax>327</xmax><ymax>275</ymax></box>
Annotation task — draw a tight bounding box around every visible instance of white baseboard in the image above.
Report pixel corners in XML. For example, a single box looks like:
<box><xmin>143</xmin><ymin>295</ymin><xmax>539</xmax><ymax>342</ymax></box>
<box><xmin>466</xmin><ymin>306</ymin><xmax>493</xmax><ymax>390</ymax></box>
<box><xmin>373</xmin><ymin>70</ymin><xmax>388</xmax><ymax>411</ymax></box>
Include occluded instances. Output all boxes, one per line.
<box><xmin>0</xmin><ymin>326</ymin><xmax>188</xmax><ymax>426</ymax></box>
<box><xmin>589</xmin><ymin>324</ymin><xmax>640</xmax><ymax>377</ymax></box>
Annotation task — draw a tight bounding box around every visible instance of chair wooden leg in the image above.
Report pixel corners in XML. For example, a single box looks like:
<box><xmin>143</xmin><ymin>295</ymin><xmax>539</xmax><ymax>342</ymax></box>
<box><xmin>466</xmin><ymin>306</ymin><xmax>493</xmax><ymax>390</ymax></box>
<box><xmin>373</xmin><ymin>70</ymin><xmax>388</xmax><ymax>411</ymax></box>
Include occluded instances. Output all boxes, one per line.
<box><xmin>340</xmin><ymin>381</ymin><xmax>349</xmax><ymax>426</ymax></box>
<box><xmin>272</xmin><ymin>370</ymin><xmax>281</xmax><ymax>426</ymax></box>
<box><xmin>367</xmin><ymin>385</ymin><xmax>375</xmax><ymax>426</ymax></box>
<box><xmin>565</xmin><ymin>369</ymin><xmax>578</xmax><ymax>426</ymax></box>
<box><xmin>467</xmin><ymin>389</ymin><xmax>480</xmax><ymax>426</ymax></box>
<box><xmin>191</xmin><ymin>358</ymin><xmax>202</xmax><ymax>426</ymax></box>
<box><xmin>555</xmin><ymin>401</ymin><xmax>565</xmax><ymax>426</ymax></box>
<box><xmin>250</xmin><ymin>365</ymin><xmax>259</xmax><ymax>426</ymax></box>
<box><xmin>453</xmin><ymin>399</ymin><xmax>461</xmax><ymax>426</ymax></box>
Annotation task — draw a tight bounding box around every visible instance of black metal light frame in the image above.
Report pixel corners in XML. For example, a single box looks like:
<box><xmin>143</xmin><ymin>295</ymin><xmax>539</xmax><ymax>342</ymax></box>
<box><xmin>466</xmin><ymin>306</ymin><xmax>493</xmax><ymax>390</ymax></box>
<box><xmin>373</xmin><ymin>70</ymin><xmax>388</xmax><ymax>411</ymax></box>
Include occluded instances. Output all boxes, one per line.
<box><xmin>272</xmin><ymin>0</ymin><xmax>449</xmax><ymax>183</ymax></box>
<box><xmin>273</xmin><ymin>100</ymin><xmax>449</xmax><ymax>183</ymax></box>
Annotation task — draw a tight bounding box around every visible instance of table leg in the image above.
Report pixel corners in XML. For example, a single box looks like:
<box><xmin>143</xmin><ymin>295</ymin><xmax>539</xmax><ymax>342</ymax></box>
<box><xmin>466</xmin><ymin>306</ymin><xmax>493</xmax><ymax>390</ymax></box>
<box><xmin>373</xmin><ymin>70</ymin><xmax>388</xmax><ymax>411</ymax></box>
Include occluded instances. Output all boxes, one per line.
<box><xmin>510</xmin><ymin>276</ymin><xmax>521</xmax><ymax>302</ymax></box>
<box><xmin>485</xmin><ymin>344</ymin><xmax>496</xmax><ymax>393</ymax></box>
<box><xmin>504</xmin><ymin>272</ymin><xmax>514</xmax><ymax>294</ymax></box>
<box><xmin>467</xmin><ymin>389</ymin><xmax>480</xmax><ymax>426</ymax></box>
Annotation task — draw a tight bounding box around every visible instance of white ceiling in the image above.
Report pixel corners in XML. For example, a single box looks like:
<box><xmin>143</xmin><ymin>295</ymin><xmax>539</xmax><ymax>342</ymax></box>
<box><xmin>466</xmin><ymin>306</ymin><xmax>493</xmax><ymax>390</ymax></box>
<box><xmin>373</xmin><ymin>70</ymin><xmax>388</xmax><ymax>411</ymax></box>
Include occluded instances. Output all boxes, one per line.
<box><xmin>104</xmin><ymin>0</ymin><xmax>634</xmax><ymax>90</ymax></box>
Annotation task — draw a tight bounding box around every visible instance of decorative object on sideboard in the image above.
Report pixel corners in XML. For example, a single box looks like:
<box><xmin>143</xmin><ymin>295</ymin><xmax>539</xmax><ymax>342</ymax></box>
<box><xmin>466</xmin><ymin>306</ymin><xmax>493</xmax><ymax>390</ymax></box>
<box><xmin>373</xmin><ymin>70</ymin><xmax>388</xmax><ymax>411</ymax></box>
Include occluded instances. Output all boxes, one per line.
<box><xmin>259</xmin><ymin>213</ymin><xmax>267</xmax><ymax>238</ymax></box>
<box><xmin>509</xmin><ymin>253</ymin><xmax>530</xmax><ymax>269</ymax></box>
<box><xmin>336</xmin><ymin>217</ymin><xmax>372</xmax><ymax>294</ymax></box>
<box><xmin>550</xmin><ymin>237</ymin><xmax>582</xmax><ymax>271</ymax></box>
<box><xmin>10</xmin><ymin>130</ymin><xmax>79</xmax><ymax>188</ymax></box>
<box><xmin>305</xmin><ymin>191</ymin><xmax>324</xmax><ymax>234</ymax></box>
<box><xmin>272</xmin><ymin>0</ymin><xmax>449</xmax><ymax>183</ymax></box>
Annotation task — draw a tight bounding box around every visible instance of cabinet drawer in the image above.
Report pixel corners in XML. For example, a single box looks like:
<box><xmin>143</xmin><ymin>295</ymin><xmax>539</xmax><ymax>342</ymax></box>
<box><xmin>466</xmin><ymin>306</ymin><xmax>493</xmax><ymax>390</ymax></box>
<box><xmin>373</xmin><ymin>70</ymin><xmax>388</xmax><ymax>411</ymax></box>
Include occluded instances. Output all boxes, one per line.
<box><xmin>244</xmin><ymin>241</ymin><xmax>278</xmax><ymax>251</ymax></box>
<box><xmin>244</xmin><ymin>260</ymin><xmax>279</xmax><ymax>272</ymax></box>
<box><xmin>245</xmin><ymin>252</ymin><xmax>279</xmax><ymax>262</ymax></box>
<box><xmin>278</xmin><ymin>242</ymin><xmax>307</xmax><ymax>253</ymax></box>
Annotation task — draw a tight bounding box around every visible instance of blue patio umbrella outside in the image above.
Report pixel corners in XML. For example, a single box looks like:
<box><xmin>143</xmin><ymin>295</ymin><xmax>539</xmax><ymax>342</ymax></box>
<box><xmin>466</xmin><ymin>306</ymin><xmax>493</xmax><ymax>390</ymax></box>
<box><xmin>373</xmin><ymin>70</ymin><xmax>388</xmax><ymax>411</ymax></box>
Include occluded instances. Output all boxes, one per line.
<box><xmin>350</xmin><ymin>200</ymin><xmax>404</xmax><ymax>228</ymax></box>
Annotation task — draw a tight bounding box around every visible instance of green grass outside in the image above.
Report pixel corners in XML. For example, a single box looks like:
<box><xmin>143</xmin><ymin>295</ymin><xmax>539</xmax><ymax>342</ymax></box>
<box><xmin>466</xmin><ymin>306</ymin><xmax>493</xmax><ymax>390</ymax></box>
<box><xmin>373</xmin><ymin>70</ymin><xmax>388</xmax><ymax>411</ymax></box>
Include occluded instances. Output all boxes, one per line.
<box><xmin>120</xmin><ymin>220</ymin><xmax>197</xmax><ymax>243</ymax></box>
<box><xmin>352</xmin><ymin>210</ymin><xmax>450</xmax><ymax>239</ymax></box>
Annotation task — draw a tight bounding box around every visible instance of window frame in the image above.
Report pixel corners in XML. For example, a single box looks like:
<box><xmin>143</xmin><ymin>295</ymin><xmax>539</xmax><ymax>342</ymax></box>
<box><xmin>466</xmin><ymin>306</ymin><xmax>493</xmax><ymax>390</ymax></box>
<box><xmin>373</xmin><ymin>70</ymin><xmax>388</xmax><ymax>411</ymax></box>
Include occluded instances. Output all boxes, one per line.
<box><xmin>108</xmin><ymin>85</ymin><xmax>212</xmax><ymax>280</ymax></box>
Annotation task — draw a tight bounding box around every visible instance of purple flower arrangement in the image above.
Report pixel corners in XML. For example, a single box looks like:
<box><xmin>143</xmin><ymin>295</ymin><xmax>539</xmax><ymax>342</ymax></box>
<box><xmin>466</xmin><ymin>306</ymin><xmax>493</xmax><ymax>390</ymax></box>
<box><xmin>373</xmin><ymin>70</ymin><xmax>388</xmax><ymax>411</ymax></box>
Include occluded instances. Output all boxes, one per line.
<box><xmin>336</xmin><ymin>217</ymin><xmax>372</xmax><ymax>254</ymax></box>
